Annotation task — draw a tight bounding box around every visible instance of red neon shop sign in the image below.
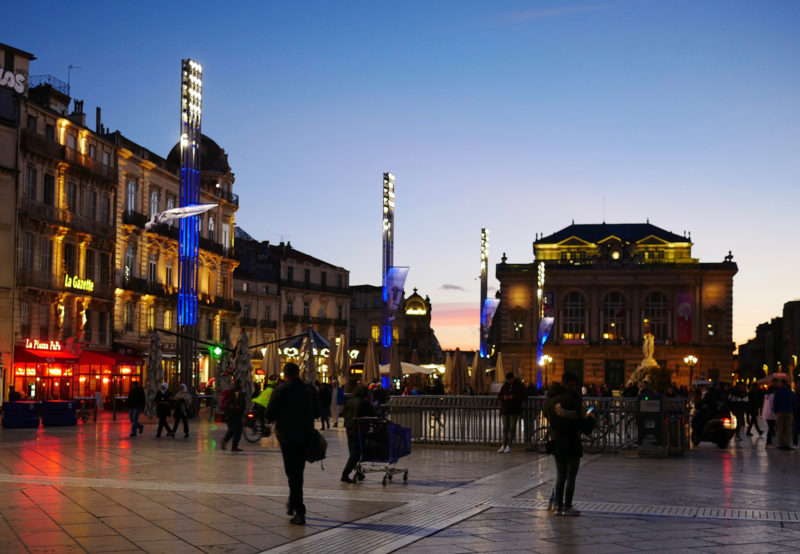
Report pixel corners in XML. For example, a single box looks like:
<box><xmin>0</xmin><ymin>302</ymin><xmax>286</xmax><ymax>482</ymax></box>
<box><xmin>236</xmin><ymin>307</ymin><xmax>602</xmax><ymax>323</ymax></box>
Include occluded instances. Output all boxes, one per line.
<box><xmin>25</xmin><ymin>338</ymin><xmax>64</xmax><ymax>352</ymax></box>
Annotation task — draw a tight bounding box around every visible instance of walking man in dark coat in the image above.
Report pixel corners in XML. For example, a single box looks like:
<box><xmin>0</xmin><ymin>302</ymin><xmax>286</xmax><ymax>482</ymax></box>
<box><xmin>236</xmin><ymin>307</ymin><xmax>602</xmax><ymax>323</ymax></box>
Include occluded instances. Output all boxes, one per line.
<box><xmin>127</xmin><ymin>381</ymin><xmax>146</xmax><ymax>437</ymax></box>
<box><xmin>266</xmin><ymin>362</ymin><xmax>320</xmax><ymax>525</ymax></box>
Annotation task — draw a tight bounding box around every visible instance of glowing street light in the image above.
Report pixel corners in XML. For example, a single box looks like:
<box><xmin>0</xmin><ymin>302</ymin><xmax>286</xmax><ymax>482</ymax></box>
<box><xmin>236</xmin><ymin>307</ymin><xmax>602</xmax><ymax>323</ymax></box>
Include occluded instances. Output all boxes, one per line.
<box><xmin>540</xmin><ymin>354</ymin><xmax>553</xmax><ymax>387</ymax></box>
<box><xmin>684</xmin><ymin>355</ymin><xmax>698</xmax><ymax>388</ymax></box>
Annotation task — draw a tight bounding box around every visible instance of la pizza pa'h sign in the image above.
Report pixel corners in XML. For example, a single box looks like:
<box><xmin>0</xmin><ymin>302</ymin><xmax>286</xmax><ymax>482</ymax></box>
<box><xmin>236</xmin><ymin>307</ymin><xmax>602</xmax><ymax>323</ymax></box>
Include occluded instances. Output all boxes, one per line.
<box><xmin>25</xmin><ymin>338</ymin><xmax>63</xmax><ymax>351</ymax></box>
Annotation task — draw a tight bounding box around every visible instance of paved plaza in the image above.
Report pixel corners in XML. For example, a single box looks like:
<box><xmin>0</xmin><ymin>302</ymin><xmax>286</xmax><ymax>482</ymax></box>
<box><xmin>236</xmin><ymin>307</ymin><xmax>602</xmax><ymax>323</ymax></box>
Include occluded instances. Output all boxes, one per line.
<box><xmin>0</xmin><ymin>412</ymin><xmax>798</xmax><ymax>553</ymax></box>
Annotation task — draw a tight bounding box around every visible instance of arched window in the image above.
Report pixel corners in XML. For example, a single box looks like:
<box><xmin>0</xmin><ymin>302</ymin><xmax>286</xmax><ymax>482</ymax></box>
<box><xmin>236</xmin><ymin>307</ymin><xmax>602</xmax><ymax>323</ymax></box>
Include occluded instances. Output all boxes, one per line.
<box><xmin>601</xmin><ymin>292</ymin><xmax>626</xmax><ymax>342</ymax></box>
<box><xmin>561</xmin><ymin>292</ymin><xmax>586</xmax><ymax>342</ymax></box>
<box><xmin>643</xmin><ymin>292</ymin><xmax>669</xmax><ymax>341</ymax></box>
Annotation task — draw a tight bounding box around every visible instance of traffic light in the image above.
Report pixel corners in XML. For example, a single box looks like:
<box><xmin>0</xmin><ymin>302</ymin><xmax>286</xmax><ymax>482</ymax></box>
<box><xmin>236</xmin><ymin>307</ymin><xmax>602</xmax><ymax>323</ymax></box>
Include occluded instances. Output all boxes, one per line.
<box><xmin>209</xmin><ymin>345</ymin><xmax>223</xmax><ymax>360</ymax></box>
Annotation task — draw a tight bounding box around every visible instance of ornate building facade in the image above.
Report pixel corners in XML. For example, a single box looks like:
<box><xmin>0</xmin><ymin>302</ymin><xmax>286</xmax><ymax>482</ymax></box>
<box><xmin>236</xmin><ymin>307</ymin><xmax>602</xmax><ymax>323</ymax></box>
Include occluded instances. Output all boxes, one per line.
<box><xmin>232</xmin><ymin>230</ymin><xmax>349</xmax><ymax>378</ymax></box>
<box><xmin>110</xmin><ymin>133</ymin><xmax>240</xmax><ymax>384</ymax></box>
<box><xmin>349</xmin><ymin>285</ymin><xmax>441</xmax><ymax>365</ymax></box>
<box><xmin>494</xmin><ymin>222</ymin><xmax>737</xmax><ymax>388</ymax></box>
<box><xmin>0</xmin><ymin>41</ymin><xmax>239</xmax><ymax>401</ymax></box>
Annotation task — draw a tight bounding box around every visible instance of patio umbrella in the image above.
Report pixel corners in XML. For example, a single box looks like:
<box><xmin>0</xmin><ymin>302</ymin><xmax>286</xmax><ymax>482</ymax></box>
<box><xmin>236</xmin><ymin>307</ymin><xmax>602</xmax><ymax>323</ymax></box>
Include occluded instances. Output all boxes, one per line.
<box><xmin>379</xmin><ymin>362</ymin><xmax>436</xmax><ymax>375</ymax></box>
<box><xmin>214</xmin><ymin>333</ymin><xmax>234</xmax><ymax>403</ymax></box>
<box><xmin>144</xmin><ymin>332</ymin><xmax>164</xmax><ymax>418</ymax></box>
<box><xmin>443</xmin><ymin>352</ymin><xmax>453</xmax><ymax>391</ymax></box>
<box><xmin>334</xmin><ymin>334</ymin><xmax>347</xmax><ymax>380</ymax></box>
<box><xmin>233</xmin><ymin>330</ymin><xmax>255</xmax><ymax>407</ymax></box>
<box><xmin>389</xmin><ymin>341</ymin><xmax>403</xmax><ymax>385</ymax></box>
<box><xmin>299</xmin><ymin>328</ymin><xmax>318</xmax><ymax>384</ymax></box>
<box><xmin>362</xmin><ymin>338</ymin><xmax>380</xmax><ymax>384</ymax></box>
<box><xmin>757</xmin><ymin>372</ymin><xmax>790</xmax><ymax>384</ymax></box>
<box><xmin>471</xmin><ymin>353</ymin><xmax>487</xmax><ymax>395</ymax></box>
<box><xmin>448</xmin><ymin>348</ymin><xmax>468</xmax><ymax>395</ymax></box>
<box><xmin>495</xmin><ymin>352</ymin><xmax>506</xmax><ymax>383</ymax></box>
<box><xmin>325</xmin><ymin>341</ymin><xmax>336</xmax><ymax>383</ymax></box>
<box><xmin>270</xmin><ymin>341</ymin><xmax>283</xmax><ymax>379</ymax></box>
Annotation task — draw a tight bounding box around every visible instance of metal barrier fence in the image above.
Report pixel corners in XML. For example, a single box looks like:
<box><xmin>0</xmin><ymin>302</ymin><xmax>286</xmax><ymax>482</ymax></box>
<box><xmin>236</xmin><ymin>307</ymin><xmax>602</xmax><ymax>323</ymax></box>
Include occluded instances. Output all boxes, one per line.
<box><xmin>386</xmin><ymin>395</ymin><xmax>690</xmax><ymax>454</ymax></box>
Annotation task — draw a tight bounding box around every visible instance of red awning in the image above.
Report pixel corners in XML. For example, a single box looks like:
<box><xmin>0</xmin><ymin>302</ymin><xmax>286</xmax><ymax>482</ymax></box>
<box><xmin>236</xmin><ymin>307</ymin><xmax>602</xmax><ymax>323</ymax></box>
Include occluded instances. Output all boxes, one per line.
<box><xmin>14</xmin><ymin>345</ymin><xmax>79</xmax><ymax>364</ymax></box>
<box><xmin>79</xmin><ymin>350</ymin><xmax>143</xmax><ymax>366</ymax></box>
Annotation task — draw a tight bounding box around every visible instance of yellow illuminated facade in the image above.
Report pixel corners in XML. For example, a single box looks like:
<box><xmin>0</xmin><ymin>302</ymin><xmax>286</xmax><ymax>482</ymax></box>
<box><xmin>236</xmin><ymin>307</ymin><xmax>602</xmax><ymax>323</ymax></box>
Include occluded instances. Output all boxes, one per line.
<box><xmin>109</xmin><ymin>132</ymin><xmax>239</xmax><ymax>383</ymax></box>
<box><xmin>17</xmin><ymin>83</ymin><xmax>117</xmax><ymax>355</ymax></box>
<box><xmin>495</xmin><ymin>223</ymin><xmax>737</xmax><ymax>388</ymax></box>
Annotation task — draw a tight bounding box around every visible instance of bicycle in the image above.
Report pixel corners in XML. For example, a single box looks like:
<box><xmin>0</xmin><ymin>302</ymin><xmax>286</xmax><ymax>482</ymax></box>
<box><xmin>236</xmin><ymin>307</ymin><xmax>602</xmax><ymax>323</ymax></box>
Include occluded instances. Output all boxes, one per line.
<box><xmin>528</xmin><ymin>425</ymin><xmax>551</xmax><ymax>453</ymax></box>
<box><xmin>77</xmin><ymin>399</ymin><xmax>91</xmax><ymax>423</ymax></box>
<box><xmin>243</xmin><ymin>409</ymin><xmax>272</xmax><ymax>443</ymax></box>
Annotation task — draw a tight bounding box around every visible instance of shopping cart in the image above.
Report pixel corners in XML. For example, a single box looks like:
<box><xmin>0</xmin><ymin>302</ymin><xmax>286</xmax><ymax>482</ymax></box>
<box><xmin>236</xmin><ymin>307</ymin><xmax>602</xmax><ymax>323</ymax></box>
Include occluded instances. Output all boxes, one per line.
<box><xmin>354</xmin><ymin>417</ymin><xmax>411</xmax><ymax>486</ymax></box>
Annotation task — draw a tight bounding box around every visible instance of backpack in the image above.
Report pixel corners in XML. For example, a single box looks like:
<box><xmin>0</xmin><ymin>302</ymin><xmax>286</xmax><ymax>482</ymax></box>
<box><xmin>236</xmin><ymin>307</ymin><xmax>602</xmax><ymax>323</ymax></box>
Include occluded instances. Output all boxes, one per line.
<box><xmin>218</xmin><ymin>389</ymin><xmax>234</xmax><ymax>414</ymax></box>
<box><xmin>305</xmin><ymin>428</ymin><xmax>328</xmax><ymax>468</ymax></box>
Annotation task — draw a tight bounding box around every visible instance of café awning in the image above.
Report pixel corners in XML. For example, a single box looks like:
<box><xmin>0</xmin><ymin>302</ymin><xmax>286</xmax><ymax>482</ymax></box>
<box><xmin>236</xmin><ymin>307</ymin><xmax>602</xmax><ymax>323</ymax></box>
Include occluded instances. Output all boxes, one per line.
<box><xmin>79</xmin><ymin>350</ymin><xmax>143</xmax><ymax>366</ymax></box>
<box><xmin>14</xmin><ymin>345</ymin><xmax>79</xmax><ymax>365</ymax></box>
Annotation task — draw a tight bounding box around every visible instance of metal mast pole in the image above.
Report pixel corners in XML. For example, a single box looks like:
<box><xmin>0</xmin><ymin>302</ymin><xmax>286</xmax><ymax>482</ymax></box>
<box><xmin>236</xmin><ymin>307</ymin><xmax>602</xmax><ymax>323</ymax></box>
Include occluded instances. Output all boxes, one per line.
<box><xmin>381</xmin><ymin>172</ymin><xmax>395</xmax><ymax>365</ymax></box>
<box><xmin>177</xmin><ymin>59</ymin><xmax>202</xmax><ymax>389</ymax></box>
<box><xmin>479</xmin><ymin>228</ymin><xmax>489</xmax><ymax>358</ymax></box>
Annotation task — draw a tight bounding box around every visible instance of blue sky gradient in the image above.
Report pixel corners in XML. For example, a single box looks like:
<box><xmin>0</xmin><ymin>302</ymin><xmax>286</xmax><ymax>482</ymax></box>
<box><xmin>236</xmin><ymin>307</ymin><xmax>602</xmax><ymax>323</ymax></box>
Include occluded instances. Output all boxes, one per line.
<box><xmin>6</xmin><ymin>1</ymin><xmax>799</xmax><ymax>350</ymax></box>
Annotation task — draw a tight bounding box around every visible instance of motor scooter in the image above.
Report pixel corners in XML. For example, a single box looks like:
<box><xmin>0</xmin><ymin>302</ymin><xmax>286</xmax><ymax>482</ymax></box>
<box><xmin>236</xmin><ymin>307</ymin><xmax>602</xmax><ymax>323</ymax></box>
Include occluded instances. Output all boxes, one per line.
<box><xmin>691</xmin><ymin>409</ymin><xmax>737</xmax><ymax>448</ymax></box>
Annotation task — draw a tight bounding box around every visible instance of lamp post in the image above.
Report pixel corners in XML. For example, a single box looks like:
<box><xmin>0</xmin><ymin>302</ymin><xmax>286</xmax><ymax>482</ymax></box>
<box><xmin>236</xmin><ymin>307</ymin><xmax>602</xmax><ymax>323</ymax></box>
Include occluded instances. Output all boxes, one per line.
<box><xmin>684</xmin><ymin>355</ymin><xmax>697</xmax><ymax>389</ymax></box>
<box><xmin>541</xmin><ymin>354</ymin><xmax>553</xmax><ymax>388</ymax></box>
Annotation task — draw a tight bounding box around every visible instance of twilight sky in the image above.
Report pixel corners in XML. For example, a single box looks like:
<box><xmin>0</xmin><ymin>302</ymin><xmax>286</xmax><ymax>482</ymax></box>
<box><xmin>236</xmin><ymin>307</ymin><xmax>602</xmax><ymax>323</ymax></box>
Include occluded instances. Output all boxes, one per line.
<box><xmin>6</xmin><ymin>1</ymin><xmax>799</xmax><ymax>351</ymax></box>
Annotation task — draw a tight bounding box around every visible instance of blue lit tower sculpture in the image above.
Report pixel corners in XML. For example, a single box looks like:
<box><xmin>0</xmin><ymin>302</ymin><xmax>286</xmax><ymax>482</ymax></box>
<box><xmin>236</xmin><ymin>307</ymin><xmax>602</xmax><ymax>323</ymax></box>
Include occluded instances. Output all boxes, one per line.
<box><xmin>178</xmin><ymin>59</ymin><xmax>202</xmax><ymax>387</ymax></box>
<box><xmin>381</xmin><ymin>172</ymin><xmax>395</xmax><ymax>364</ymax></box>
<box><xmin>479</xmin><ymin>228</ymin><xmax>489</xmax><ymax>358</ymax></box>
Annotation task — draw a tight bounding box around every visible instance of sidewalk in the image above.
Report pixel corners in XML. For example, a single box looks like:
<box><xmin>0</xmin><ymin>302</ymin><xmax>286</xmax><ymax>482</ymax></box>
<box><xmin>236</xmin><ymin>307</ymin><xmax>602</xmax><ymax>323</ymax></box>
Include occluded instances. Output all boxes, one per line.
<box><xmin>0</xmin><ymin>413</ymin><xmax>797</xmax><ymax>553</ymax></box>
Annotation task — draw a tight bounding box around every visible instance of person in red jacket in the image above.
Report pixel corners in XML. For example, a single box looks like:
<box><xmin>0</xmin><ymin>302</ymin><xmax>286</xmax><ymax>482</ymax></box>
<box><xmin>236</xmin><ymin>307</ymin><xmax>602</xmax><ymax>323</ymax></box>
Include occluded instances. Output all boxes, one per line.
<box><xmin>497</xmin><ymin>372</ymin><xmax>527</xmax><ymax>453</ymax></box>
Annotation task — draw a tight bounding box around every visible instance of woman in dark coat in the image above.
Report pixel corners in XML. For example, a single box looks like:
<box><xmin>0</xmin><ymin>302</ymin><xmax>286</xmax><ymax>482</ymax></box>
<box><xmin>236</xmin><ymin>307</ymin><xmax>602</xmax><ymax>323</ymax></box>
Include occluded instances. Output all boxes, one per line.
<box><xmin>544</xmin><ymin>371</ymin><xmax>585</xmax><ymax>516</ymax></box>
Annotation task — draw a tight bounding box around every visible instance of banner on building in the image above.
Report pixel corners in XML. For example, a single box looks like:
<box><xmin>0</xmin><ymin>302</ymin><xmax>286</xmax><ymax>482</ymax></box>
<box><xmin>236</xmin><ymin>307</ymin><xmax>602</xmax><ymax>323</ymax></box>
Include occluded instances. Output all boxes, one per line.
<box><xmin>385</xmin><ymin>266</ymin><xmax>409</xmax><ymax>321</ymax></box>
<box><xmin>677</xmin><ymin>291</ymin><xmax>693</xmax><ymax>343</ymax></box>
<box><xmin>480</xmin><ymin>298</ymin><xmax>500</xmax><ymax>354</ymax></box>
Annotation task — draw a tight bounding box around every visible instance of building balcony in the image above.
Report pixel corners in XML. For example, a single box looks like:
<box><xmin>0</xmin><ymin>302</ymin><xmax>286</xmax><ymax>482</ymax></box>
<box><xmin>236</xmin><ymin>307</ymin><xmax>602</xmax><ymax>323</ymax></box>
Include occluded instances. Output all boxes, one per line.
<box><xmin>148</xmin><ymin>223</ymin><xmax>179</xmax><ymax>241</ymax></box>
<box><xmin>64</xmin><ymin>146</ymin><xmax>116</xmax><ymax>182</ymax></box>
<box><xmin>20</xmin><ymin>197</ymin><xmax>63</xmax><ymax>225</ymax></box>
<box><xmin>284</xmin><ymin>314</ymin><xmax>300</xmax><ymax>323</ymax></box>
<box><xmin>279</xmin><ymin>279</ymin><xmax>349</xmax><ymax>295</ymax></box>
<box><xmin>122</xmin><ymin>210</ymin><xmax>148</xmax><ymax>228</ymax></box>
<box><xmin>334</xmin><ymin>319</ymin><xmax>348</xmax><ymax>328</ymax></box>
<box><xmin>260</xmin><ymin>319</ymin><xmax>278</xmax><ymax>329</ymax></box>
<box><xmin>239</xmin><ymin>317</ymin><xmax>258</xmax><ymax>328</ymax></box>
<box><xmin>16</xmin><ymin>267</ymin><xmax>56</xmax><ymax>289</ymax></box>
<box><xmin>20</xmin><ymin>128</ymin><xmax>64</xmax><ymax>160</ymax></box>
<box><xmin>211</xmin><ymin>187</ymin><xmax>239</xmax><ymax>206</ymax></box>
<box><xmin>62</xmin><ymin>210</ymin><xmax>114</xmax><ymax>239</ymax></box>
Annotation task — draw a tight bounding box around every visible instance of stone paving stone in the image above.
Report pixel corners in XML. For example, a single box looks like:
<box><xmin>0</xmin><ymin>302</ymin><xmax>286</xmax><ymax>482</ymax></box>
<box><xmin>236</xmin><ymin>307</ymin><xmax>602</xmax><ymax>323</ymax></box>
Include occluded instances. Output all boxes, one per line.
<box><xmin>61</xmin><ymin>522</ymin><xmax>119</xmax><ymax>537</ymax></box>
<box><xmin>28</xmin><ymin>544</ymin><xmax>89</xmax><ymax>553</ymax></box>
<box><xmin>115</xmin><ymin>524</ymin><xmax>177</xmax><ymax>542</ymax></box>
<box><xmin>132</xmin><ymin>539</ymin><xmax>203</xmax><ymax>553</ymax></box>
<box><xmin>171</xmin><ymin>528</ymin><xmax>240</xmax><ymax>546</ymax></box>
<box><xmin>237</xmin><ymin>531</ymin><xmax>292</xmax><ymax>550</ymax></box>
<box><xmin>74</xmin><ymin>534</ymin><xmax>139</xmax><ymax>552</ymax></box>
<box><xmin>16</xmin><ymin>530</ymin><xmax>80</xmax><ymax>547</ymax></box>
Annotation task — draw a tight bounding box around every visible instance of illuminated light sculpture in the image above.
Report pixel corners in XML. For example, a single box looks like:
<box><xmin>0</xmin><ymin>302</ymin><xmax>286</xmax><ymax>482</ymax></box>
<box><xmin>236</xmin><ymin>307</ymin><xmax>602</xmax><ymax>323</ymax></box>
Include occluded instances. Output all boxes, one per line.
<box><xmin>381</xmin><ymin>172</ymin><xmax>408</xmax><ymax>365</ymax></box>
<box><xmin>177</xmin><ymin>58</ymin><xmax>202</xmax><ymax>388</ymax></box>
<box><xmin>479</xmin><ymin>228</ymin><xmax>499</xmax><ymax>359</ymax></box>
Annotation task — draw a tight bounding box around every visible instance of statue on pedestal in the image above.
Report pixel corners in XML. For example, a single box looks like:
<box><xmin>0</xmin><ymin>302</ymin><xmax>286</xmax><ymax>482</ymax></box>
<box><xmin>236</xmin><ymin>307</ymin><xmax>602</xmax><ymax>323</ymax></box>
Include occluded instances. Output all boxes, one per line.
<box><xmin>626</xmin><ymin>333</ymin><xmax>660</xmax><ymax>388</ymax></box>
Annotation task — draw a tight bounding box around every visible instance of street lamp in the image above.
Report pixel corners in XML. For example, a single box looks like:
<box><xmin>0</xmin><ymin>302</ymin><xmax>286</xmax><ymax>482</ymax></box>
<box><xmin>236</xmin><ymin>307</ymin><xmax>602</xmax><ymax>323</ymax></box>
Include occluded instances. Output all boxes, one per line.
<box><xmin>684</xmin><ymin>355</ymin><xmax>697</xmax><ymax>389</ymax></box>
<box><xmin>540</xmin><ymin>354</ymin><xmax>553</xmax><ymax>388</ymax></box>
